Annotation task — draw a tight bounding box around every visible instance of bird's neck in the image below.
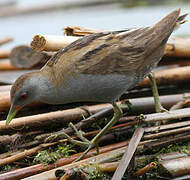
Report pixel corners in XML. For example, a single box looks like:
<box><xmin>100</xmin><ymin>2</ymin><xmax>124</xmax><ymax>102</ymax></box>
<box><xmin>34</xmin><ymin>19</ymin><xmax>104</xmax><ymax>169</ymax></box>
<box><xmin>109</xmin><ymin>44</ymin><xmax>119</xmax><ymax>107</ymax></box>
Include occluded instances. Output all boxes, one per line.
<box><xmin>27</xmin><ymin>71</ymin><xmax>57</xmax><ymax>104</ymax></box>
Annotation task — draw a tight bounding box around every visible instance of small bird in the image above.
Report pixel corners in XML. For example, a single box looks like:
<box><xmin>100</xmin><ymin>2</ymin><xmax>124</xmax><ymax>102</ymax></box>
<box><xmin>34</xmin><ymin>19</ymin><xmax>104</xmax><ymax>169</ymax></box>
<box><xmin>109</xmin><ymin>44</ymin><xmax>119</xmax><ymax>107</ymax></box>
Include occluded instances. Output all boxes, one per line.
<box><xmin>6</xmin><ymin>9</ymin><xmax>187</xmax><ymax>160</ymax></box>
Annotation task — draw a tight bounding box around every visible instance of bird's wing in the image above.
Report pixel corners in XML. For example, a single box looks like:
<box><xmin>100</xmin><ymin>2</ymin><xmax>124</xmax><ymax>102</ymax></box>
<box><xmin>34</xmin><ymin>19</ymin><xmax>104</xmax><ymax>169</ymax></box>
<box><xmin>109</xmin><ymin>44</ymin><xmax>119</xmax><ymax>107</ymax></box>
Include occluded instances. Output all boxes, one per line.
<box><xmin>43</xmin><ymin>29</ymin><xmax>148</xmax><ymax>78</ymax></box>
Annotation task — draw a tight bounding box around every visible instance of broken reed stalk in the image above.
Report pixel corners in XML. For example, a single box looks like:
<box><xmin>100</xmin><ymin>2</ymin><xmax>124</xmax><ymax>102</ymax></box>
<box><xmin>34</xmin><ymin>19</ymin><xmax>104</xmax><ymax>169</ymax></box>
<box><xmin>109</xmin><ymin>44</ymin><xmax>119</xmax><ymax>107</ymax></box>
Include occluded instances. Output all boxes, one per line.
<box><xmin>0</xmin><ymin>59</ymin><xmax>21</xmax><ymax>70</ymax></box>
<box><xmin>98</xmin><ymin>162</ymin><xmax>119</xmax><ymax>173</ymax></box>
<box><xmin>139</xmin><ymin>66</ymin><xmax>190</xmax><ymax>88</ymax></box>
<box><xmin>160</xmin><ymin>156</ymin><xmax>190</xmax><ymax>178</ymax></box>
<box><xmin>144</xmin><ymin>124</ymin><xmax>190</xmax><ymax>140</ymax></box>
<box><xmin>0</xmin><ymin>85</ymin><xmax>11</xmax><ymax>92</ymax></box>
<box><xmin>0</xmin><ymin>37</ymin><xmax>13</xmax><ymax>46</ymax></box>
<box><xmin>0</xmin><ymin>130</ymin><xmax>42</xmax><ymax>147</ymax></box>
<box><xmin>0</xmin><ymin>91</ymin><xmax>11</xmax><ymax>112</ymax></box>
<box><xmin>64</xmin><ymin>26</ymin><xmax>103</xmax><ymax>36</ymax></box>
<box><xmin>30</xmin><ymin>35</ymin><xmax>79</xmax><ymax>52</ymax></box>
<box><xmin>165</xmin><ymin>37</ymin><xmax>190</xmax><ymax>57</ymax></box>
<box><xmin>0</xmin><ymin>49</ymin><xmax>11</xmax><ymax>58</ymax></box>
<box><xmin>145</xmin><ymin>119</ymin><xmax>190</xmax><ymax>133</ymax></box>
<box><xmin>160</xmin><ymin>57</ymin><xmax>190</xmax><ymax>67</ymax></box>
<box><xmin>134</xmin><ymin>162</ymin><xmax>157</xmax><ymax>176</ymax></box>
<box><xmin>144</xmin><ymin>132</ymin><xmax>190</xmax><ymax>150</ymax></box>
<box><xmin>144</xmin><ymin>108</ymin><xmax>190</xmax><ymax>123</ymax></box>
<box><xmin>9</xmin><ymin>45</ymin><xmax>52</xmax><ymax>68</ymax></box>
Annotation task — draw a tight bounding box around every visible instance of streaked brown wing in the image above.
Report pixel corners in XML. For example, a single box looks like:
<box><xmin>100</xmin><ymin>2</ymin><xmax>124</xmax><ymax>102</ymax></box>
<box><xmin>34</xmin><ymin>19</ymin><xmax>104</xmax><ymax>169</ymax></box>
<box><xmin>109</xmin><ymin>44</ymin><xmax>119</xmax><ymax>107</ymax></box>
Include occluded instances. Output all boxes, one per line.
<box><xmin>43</xmin><ymin>28</ymin><xmax>150</xmax><ymax>78</ymax></box>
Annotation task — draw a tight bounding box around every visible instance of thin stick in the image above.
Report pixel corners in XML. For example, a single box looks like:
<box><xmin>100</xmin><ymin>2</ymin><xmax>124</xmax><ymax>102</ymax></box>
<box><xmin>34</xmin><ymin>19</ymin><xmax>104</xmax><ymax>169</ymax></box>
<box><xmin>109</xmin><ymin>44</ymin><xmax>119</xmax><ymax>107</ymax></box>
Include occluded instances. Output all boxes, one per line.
<box><xmin>0</xmin><ymin>142</ymin><xmax>56</xmax><ymax>166</ymax></box>
<box><xmin>144</xmin><ymin>120</ymin><xmax>190</xmax><ymax>134</ymax></box>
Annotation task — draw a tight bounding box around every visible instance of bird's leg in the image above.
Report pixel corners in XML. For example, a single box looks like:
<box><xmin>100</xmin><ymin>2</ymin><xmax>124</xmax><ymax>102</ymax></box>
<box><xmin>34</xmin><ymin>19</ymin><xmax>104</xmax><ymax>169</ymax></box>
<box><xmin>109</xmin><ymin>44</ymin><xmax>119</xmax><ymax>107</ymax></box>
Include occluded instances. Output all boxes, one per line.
<box><xmin>148</xmin><ymin>72</ymin><xmax>168</xmax><ymax>113</ymax></box>
<box><xmin>74</xmin><ymin>102</ymin><xmax>123</xmax><ymax>161</ymax></box>
<box><xmin>56</xmin><ymin>127</ymin><xmax>89</xmax><ymax>148</ymax></box>
<box><xmin>69</xmin><ymin>122</ymin><xmax>90</xmax><ymax>144</ymax></box>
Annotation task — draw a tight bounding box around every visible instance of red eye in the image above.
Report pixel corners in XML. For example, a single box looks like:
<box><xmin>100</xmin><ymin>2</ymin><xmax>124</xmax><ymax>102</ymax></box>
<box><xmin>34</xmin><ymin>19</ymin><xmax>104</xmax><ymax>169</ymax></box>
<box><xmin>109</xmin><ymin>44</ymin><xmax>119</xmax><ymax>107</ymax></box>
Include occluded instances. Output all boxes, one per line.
<box><xmin>21</xmin><ymin>93</ymin><xmax>27</xmax><ymax>99</ymax></box>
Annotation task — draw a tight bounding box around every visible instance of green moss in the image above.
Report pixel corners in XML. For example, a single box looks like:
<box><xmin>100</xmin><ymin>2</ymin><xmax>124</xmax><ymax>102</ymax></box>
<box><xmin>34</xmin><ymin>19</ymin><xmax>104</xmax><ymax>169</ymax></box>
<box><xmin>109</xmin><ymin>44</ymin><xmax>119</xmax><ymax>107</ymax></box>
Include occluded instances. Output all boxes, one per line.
<box><xmin>86</xmin><ymin>164</ymin><xmax>110</xmax><ymax>180</ymax></box>
<box><xmin>157</xmin><ymin>143</ymin><xmax>190</xmax><ymax>154</ymax></box>
<box><xmin>33</xmin><ymin>144</ymin><xmax>76</xmax><ymax>165</ymax></box>
<box><xmin>0</xmin><ymin>164</ymin><xmax>19</xmax><ymax>174</ymax></box>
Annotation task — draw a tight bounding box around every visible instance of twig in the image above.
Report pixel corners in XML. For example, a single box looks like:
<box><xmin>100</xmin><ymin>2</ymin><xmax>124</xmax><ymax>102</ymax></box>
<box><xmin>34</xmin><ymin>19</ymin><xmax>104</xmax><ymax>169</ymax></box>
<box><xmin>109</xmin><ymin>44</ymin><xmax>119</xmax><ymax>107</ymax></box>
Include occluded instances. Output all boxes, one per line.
<box><xmin>144</xmin><ymin>125</ymin><xmax>190</xmax><ymax>140</ymax></box>
<box><xmin>0</xmin><ymin>142</ymin><xmax>56</xmax><ymax>166</ymax></box>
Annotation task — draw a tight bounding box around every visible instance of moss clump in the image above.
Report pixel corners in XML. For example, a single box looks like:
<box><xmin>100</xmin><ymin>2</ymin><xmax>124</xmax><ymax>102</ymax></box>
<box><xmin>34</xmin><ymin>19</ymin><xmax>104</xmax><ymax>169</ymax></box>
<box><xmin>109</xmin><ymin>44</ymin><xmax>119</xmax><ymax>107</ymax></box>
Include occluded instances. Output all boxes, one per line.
<box><xmin>33</xmin><ymin>144</ymin><xmax>75</xmax><ymax>165</ymax></box>
<box><xmin>158</xmin><ymin>143</ymin><xmax>189</xmax><ymax>154</ymax></box>
<box><xmin>87</xmin><ymin>164</ymin><xmax>110</xmax><ymax>180</ymax></box>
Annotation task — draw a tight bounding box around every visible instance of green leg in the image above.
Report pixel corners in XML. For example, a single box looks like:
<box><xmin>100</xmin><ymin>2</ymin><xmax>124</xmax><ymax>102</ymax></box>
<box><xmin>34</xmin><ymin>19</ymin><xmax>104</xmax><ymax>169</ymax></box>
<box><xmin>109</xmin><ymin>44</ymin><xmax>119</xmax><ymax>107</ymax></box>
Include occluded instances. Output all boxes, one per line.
<box><xmin>148</xmin><ymin>72</ymin><xmax>168</xmax><ymax>113</ymax></box>
<box><xmin>74</xmin><ymin>102</ymin><xmax>123</xmax><ymax>162</ymax></box>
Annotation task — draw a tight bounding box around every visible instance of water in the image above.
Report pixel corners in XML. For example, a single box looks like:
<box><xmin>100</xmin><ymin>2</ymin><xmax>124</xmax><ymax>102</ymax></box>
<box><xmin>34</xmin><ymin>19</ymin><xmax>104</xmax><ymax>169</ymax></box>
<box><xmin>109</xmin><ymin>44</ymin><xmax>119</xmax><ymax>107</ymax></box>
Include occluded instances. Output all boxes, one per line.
<box><xmin>0</xmin><ymin>3</ymin><xmax>190</xmax><ymax>49</ymax></box>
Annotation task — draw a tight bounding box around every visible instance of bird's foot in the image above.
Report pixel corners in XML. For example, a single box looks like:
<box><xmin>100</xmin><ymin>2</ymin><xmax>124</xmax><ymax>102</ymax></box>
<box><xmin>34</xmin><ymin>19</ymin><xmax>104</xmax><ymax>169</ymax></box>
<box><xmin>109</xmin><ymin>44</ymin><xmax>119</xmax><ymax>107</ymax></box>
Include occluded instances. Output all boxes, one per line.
<box><xmin>44</xmin><ymin>122</ymin><xmax>98</xmax><ymax>161</ymax></box>
<box><xmin>67</xmin><ymin>122</ymin><xmax>100</xmax><ymax>162</ymax></box>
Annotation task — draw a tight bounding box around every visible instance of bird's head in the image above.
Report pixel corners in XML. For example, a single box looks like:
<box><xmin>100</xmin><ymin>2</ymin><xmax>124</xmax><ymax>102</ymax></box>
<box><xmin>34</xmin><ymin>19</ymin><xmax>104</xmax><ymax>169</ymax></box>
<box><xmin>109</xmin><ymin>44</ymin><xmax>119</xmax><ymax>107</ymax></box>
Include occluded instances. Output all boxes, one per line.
<box><xmin>6</xmin><ymin>72</ymin><xmax>39</xmax><ymax>125</ymax></box>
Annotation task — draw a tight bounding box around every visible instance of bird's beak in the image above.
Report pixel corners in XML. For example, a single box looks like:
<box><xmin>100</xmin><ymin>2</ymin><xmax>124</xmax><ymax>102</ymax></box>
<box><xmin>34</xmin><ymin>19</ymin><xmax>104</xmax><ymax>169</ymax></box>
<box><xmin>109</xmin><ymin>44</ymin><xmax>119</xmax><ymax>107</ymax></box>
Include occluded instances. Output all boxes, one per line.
<box><xmin>6</xmin><ymin>105</ymin><xmax>20</xmax><ymax>125</ymax></box>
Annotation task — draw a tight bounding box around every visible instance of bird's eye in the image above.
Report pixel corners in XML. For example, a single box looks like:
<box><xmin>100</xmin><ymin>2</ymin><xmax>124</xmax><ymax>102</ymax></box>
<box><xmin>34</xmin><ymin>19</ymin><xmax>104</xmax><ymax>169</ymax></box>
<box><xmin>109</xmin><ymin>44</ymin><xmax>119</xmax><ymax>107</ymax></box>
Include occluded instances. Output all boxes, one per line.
<box><xmin>21</xmin><ymin>93</ymin><xmax>27</xmax><ymax>99</ymax></box>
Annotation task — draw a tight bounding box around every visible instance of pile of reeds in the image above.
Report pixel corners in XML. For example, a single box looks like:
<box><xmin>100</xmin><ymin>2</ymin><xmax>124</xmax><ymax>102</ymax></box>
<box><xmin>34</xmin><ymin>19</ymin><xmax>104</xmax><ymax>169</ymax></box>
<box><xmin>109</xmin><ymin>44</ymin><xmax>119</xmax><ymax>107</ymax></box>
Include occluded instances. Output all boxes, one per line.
<box><xmin>1</xmin><ymin>27</ymin><xmax>190</xmax><ymax>180</ymax></box>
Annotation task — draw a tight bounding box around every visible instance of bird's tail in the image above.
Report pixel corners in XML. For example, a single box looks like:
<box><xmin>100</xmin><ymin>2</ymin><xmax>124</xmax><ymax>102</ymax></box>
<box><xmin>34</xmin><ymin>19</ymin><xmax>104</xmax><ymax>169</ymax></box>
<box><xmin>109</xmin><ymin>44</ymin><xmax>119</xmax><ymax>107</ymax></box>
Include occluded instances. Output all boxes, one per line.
<box><xmin>174</xmin><ymin>13</ymin><xmax>188</xmax><ymax>30</ymax></box>
<box><xmin>152</xmin><ymin>8</ymin><xmax>187</xmax><ymax>45</ymax></box>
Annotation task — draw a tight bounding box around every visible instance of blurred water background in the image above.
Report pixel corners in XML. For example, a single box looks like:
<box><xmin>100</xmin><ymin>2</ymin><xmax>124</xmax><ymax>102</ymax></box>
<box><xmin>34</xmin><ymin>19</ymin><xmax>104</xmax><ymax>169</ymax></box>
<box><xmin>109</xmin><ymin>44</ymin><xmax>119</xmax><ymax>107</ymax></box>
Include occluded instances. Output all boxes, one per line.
<box><xmin>0</xmin><ymin>0</ymin><xmax>190</xmax><ymax>49</ymax></box>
